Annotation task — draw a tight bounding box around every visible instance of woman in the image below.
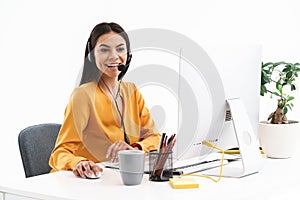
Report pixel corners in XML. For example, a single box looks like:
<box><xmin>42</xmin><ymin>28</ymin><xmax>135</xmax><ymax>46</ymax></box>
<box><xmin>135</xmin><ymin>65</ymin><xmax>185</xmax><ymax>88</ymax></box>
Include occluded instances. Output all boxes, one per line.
<box><xmin>49</xmin><ymin>22</ymin><xmax>160</xmax><ymax>178</ymax></box>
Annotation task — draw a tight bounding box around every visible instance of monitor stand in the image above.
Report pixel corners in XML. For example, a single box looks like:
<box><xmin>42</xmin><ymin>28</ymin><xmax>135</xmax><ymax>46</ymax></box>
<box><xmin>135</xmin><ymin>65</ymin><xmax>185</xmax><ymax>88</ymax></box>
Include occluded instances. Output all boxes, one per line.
<box><xmin>203</xmin><ymin>98</ymin><xmax>263</xmax><ymax>178</ymax></box>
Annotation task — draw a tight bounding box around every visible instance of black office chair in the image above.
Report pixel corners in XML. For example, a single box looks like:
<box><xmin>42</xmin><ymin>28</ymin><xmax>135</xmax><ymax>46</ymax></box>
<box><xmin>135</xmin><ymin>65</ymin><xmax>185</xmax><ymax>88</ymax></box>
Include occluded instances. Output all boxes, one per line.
<box><xmin>18</xmin><ymin>123</ymin><xmax>61</xmax><ymax>178</ymax></box>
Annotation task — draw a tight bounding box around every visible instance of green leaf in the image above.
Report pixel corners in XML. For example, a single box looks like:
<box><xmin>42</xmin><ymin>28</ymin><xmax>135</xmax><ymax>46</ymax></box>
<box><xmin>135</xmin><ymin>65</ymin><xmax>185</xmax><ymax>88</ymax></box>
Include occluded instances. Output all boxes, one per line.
<box><xmin>273</xmin><ymin>62</ymin><xmax>286</xmax><ymax>67</ymax></box>
<box><xmin>273</xmin><ymin>92</ymin><xmax>280</xmax><ymax>97</ymax></box>
<box><xmin>263</xmin><ymin>77</ymin><xmax>269</xmax><ymax>84</ymax></box>
<box><xmin>265</xmin><ymin>69</ymin><xmax>272</xmax><ymax>74</ymax></box>
<box><xmin>276</xmin><ymin>82</ymin><xmax>282</xmax><ymax>93</ymax></box>
<box><xmin>283</xmin><ymin>107</ymin><xmax>288</xmax><ymax>115</ymax></box>
<box><xmin>262</xmin><ymin>62</ymin><xmax>273</xmax><ymax>68</ymax></box>
<box><xmin>283</xmin><ymin>65</ymin><xmax>291</xmax><ymax>72</ymax></box>
<box><xmin>287</xmin><ymin>104</ymin><xmax>292</xmax><ymax>110</ymax></box>
<box><xmin>260</xmin><ymin>85</ymin><xmax>267</xmax><ymax>96</ymax></box>
<box><xmin>282</xmin><ymin>82</ymin><xmax>287</xmax><ymax>86</ymax></box>
<box><xmin>291</xmin><ymin>84</ymin><xmax>296</xmax><ymax>91</ymax></box>
<box><xmin>287</xmin><ymin>96</ymin><xmax>295</xmax><ymax>101</ymax></box>
<box><xmin>286</xmin><ymin>71</ymin><xmax>293</xmax><ymax>79</ymax></box>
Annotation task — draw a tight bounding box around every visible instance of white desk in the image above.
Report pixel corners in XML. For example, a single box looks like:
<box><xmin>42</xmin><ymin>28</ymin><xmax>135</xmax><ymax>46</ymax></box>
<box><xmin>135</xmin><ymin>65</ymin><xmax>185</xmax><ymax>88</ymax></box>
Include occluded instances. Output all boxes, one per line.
<box><xmin>1</xmin><ymin>155</ymin><xmax>299</xmax><ymax>200</ymax></box>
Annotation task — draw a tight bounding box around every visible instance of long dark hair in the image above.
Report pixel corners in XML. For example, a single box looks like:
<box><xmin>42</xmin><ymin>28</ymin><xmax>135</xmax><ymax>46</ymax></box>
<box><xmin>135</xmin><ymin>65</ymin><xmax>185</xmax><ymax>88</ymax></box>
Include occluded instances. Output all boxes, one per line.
<box><xmin>79</xmin><ymin>22</ymin><xmax>131</xmax><ymax>85</ymax></box>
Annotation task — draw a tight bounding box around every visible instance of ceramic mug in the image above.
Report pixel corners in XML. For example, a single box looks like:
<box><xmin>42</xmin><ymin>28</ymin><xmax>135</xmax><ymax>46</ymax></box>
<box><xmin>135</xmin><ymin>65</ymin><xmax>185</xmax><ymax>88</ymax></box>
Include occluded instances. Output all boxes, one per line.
<box><xmin>118</xmin><ymin>150</ymin><xmax>145</xmax><ymax>185</ymax></box>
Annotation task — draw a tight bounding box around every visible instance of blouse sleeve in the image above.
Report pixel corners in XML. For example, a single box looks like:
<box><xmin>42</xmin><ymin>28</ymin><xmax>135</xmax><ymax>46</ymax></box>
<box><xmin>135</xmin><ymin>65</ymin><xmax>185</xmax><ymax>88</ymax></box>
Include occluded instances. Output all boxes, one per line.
<box><xmin>49</xmin><ymin>88</ymin><xmax>90</xmax><ymax>172</ymax></box>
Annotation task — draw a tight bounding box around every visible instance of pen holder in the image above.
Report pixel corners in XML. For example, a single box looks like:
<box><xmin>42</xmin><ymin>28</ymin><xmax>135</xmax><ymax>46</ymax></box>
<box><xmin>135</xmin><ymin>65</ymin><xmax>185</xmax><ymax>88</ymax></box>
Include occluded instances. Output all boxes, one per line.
<box><xmin>149</xmin><ymin>151</ymin><xmax>173</xmax><ymax>182</ymax></box>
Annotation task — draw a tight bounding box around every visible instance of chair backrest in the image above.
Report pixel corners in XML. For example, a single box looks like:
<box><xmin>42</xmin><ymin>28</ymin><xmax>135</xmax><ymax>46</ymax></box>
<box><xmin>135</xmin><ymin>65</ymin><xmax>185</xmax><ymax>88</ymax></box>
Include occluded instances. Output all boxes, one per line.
<box><xmin>18</xmin><ymin>123</ymin><xmax>61</xmax><ymax>178</ymax></box>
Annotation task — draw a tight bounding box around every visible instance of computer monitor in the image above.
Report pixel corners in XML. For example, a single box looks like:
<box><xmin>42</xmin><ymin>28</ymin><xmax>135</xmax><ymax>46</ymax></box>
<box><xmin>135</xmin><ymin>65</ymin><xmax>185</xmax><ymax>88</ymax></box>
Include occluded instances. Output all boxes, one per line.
<box><xmin>202</xmin><ymin>44</ymin><xmax>262</xmax><ymax>151</ymax></box>
<box><xmin>124</xmin><ymin>28</ymin><xmax>263</xmax><ymax>177</ymax></box>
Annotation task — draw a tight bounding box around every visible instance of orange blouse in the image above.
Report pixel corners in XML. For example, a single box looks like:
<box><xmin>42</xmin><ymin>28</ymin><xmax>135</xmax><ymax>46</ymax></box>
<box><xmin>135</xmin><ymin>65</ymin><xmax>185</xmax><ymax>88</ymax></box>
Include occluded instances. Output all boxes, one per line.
<box><xmin>49</xmin><ymin>81</ymin><xmax>160</xmax><ymax>172</ymax></box>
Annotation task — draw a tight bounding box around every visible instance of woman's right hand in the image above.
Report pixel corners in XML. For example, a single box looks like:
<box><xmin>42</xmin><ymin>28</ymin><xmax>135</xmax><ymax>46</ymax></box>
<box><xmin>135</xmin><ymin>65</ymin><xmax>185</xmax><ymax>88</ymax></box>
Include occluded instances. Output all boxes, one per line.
<box><xmin>73</xmin><ymin>160</ymin><xmax>103</xmax><ymax>178</ymax></box>
<box><xmin>106</xmin><ymin>140</ymin><xmax>135</xmax><ymax>163</ymax></box>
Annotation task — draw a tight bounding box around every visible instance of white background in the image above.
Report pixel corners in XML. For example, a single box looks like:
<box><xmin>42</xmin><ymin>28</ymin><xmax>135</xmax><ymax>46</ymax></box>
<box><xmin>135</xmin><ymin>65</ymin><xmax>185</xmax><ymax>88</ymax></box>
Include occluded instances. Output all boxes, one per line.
<box><xmin>0</xmin><ymin>0</ymin><xmax>299</xmax><ymax>180</ymax></box>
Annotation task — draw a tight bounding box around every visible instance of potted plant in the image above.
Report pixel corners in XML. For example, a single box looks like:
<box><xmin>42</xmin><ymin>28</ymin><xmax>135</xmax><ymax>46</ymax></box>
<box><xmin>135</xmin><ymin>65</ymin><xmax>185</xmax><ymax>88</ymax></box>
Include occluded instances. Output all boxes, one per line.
<box><xmin>259</xmin><ymin>61</ymin><xmax>300</xmax><ymax>158</ymax></box>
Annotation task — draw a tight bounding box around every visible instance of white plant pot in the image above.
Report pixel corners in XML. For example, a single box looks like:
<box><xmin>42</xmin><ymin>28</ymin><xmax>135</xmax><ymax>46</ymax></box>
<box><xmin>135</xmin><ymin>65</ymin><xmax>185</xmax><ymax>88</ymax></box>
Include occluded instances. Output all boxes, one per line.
<box><xmin>258</xmin><ymin>121</ymin><xmax>300</xmax><ymax>158</ymax></box>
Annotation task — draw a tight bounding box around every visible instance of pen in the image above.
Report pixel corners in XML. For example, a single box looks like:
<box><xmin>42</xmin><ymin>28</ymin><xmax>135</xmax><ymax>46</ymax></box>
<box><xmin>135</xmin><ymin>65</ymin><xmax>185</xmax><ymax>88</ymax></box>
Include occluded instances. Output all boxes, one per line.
<box><xmin>158</xmin><ymin>133</ymin><xmax>166</xmax><ymax>153</ymax></box>
<box><xmin>167</xmin><ymin>133</ymin><xmax>175</xmax><ymax>145</ymax></box>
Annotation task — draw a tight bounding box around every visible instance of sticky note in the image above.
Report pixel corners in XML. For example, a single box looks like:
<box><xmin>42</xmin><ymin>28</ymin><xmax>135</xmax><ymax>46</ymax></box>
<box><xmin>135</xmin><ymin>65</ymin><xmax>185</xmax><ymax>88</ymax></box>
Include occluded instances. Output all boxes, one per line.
<box><xmin>169</xmin><ymin>177</ymin><xmax>199</xmax><ymax>189</ymax></box>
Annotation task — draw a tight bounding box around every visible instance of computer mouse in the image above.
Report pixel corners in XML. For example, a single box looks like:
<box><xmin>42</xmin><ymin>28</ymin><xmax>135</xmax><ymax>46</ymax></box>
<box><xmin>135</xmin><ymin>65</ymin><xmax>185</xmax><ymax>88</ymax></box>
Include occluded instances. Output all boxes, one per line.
<box><xmin>83</xmin><ymin>170</ymin><xmax>102</xmax><ymax>179</ymax></box>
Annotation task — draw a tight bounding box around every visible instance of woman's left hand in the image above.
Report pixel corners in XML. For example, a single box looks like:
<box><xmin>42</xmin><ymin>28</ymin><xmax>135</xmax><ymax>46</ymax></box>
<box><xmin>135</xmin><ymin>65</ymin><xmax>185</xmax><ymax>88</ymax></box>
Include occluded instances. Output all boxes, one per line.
<box><xmin>106</xmin><ymin>140</ymin><xmax>136</xmax><ymax>163</ymax></box>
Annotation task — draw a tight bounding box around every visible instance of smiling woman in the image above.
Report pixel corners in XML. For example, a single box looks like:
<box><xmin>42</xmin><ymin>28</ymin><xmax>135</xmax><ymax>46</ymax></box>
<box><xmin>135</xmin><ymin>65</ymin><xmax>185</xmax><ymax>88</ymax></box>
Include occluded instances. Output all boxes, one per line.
<box><xmin>1</xmin><ymin>0</ymin><xmax>300</xmax><ymax>183</ymax></box>
<box><xmin>48</xmin><ymin>22</ymin><xmax>161</xmax><ymax>179</ymax></box>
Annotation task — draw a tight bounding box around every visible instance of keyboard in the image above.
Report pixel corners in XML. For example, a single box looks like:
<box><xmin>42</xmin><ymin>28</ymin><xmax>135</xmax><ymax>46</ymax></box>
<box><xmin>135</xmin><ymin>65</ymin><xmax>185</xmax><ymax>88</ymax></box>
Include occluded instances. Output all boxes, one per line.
<box><xmin>103</xmin><ymin>157</ymin><xmax>151</xmax><ymax>173</ymax></box>
<box><xmin>103</xmin><ymin>153</ymin><xmax>231</xmax><ymax>175</ymax></box>
<box><xmin>173</xmin><ymin>159</ymin><xmax>228</xmax><ymax>174</ymax></box>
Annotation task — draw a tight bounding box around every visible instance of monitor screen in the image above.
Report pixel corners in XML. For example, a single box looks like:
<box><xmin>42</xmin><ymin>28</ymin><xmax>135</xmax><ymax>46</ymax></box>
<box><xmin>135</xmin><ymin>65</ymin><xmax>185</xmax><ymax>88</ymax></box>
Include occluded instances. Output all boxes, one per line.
<box><xmin>124</xmin><ymin>28</ymin><xmax>261</xmax><ymax>162</ymax></box>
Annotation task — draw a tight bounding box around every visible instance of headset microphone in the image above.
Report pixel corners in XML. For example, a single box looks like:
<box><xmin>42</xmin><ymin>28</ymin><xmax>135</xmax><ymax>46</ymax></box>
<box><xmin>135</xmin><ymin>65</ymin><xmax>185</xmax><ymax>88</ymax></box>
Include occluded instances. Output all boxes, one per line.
<box><xmin>118</xmin><ymin>64</ymin><xmax>126</xmax><ymax>72</ymax></box>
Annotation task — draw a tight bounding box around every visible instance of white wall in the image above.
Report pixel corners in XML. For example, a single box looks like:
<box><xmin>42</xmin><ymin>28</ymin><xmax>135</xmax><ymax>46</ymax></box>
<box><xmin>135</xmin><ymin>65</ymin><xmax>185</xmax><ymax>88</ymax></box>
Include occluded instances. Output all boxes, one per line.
<box><xmin>0</xmin><ymin>0</ymin><xmax>299</xmax><ymax>180</ymax></box>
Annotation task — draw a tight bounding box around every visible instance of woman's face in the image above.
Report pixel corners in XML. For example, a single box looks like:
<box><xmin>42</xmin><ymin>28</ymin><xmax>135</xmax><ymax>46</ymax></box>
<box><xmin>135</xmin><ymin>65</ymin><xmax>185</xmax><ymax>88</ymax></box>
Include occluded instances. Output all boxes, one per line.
<box><xmin>94</xmin><ymin>31</ymin><xmax>128</xmax><ymax>79</ymax></box>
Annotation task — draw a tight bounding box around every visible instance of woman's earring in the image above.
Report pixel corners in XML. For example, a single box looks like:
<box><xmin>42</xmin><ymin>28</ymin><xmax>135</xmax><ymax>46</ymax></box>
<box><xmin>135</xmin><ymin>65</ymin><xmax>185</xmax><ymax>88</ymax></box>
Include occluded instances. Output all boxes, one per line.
<box><xmin>88</xmin><ymin>52</ymin><xmax>92</xmax><ymax>62</ymax></box>
<box><xmin>87</xmin><ymin>40</ymin><xmax>93</xmax><ymax>62</ymax></box>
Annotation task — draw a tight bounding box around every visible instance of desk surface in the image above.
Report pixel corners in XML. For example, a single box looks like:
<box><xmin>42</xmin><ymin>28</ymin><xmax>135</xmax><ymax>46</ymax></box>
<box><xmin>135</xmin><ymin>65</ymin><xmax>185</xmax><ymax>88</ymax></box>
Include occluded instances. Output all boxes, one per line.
<box><xmin>1</xmin><ymin>155</ymin><xmax>300</xmax><ymax>200</ymax></box>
